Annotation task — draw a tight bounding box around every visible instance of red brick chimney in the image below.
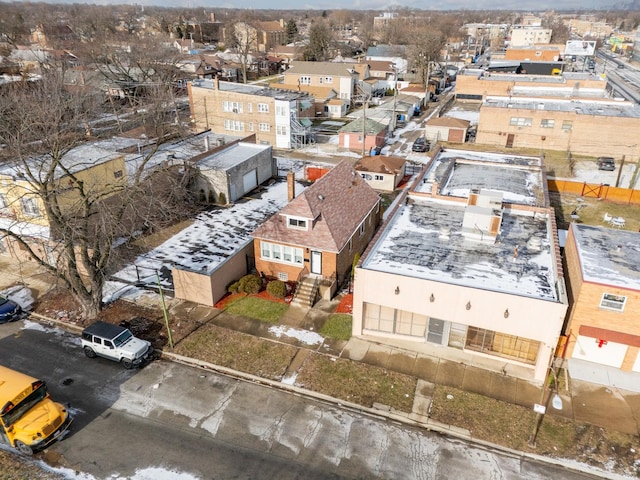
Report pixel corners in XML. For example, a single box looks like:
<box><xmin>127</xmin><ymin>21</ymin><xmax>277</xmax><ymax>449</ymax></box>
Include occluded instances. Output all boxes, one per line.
<box><xmin>287</xmin><ymin>171</ymin><xmax>295</xmax><ymax>202</ymax></box>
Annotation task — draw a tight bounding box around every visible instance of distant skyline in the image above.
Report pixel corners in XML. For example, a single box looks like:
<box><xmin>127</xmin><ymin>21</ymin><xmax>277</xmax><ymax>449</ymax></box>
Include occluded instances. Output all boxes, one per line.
<box><xmin>10</xmin><ymin>0</ymin><xmax>617</xmax><ymax>11</ymax></box>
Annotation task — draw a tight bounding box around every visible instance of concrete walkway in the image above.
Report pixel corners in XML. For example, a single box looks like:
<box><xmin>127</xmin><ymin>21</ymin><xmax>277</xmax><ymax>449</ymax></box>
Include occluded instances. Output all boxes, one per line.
<box><xmin>189</xmin><ymin>295</ymin><xmax>640</xmax><ymax>437</ymax></box>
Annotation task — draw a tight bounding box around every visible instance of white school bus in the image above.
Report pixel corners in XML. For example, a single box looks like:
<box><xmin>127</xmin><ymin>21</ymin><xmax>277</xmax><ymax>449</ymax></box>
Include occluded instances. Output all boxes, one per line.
<box><xmin>0</xmin><ymin>365</ymin><xmax>72</xmax><ymax>454</ymax></box>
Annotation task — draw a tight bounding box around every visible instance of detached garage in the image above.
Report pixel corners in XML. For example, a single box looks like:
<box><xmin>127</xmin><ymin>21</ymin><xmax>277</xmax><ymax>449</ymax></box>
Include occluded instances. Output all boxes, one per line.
<box><xmin>194</xmin><ymin>142</ymin><xmax>274</xmax><ymax>204</ymax></box>
<box><xmin>424</xmin><ymin>117</ymin><xmax>471</xmax><ymax>144</ymax></box>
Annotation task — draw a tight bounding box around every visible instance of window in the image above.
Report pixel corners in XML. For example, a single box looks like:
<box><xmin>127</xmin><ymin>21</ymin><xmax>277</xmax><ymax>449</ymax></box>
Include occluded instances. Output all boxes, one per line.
<box><xmin>600</xmin><ymin>293</ymin><xmax>626</xmax><ymax>312</ymax></box>
<box><xmin>222</xmin><ymin>101</ymin><xmax>243</xmax><ymax>113</ymax></box>
<box><xmin>466</xmin><ymin>326</ymin><xmax>539</xmax><ymax>364</ymax></box>
<box><xmin>363</xmin><ymin>304</ymin><xmax>427</xmax><ymax>338</ymax></box>
<box><xmin>21</xmin><ymin>197</ymin><xmax>39</xmax><ymax>216</ymax></box>
<box><xmin>509</xmin><ymin>117</ymin><xmax>532</xmax><ymax>127</ymax></box>
<box><xmin>288</xmin><ymin>217</ymin><xmax>307</xmax><ymax>229</ymax></box>
<box><xmin>374</xmin><ymin>175</ymin><xmax>383</xmax><ymax>181</ymax></box>
<box><xmin>258</xmin><ymin>123</ymin><xmax>270</xmax><ymax>132</ymax></box>
<box><xmin>276</xmin><ymin>125</ymin><xmax>287</xmax><ymax>135</ymax></box>
<box><xmin>276</xmin><ymin>106</ymin><xmax>287</xmax><ymax>117</ymax></box>
<box><xmin>247</xmin><ymin>103</ymin><xmax>252</xmax><ymax>113</ymax></box>
<box><xmin>258</xmin><ymin>103</ymin><xmax>269</xmax><ymax>113</ymax></box>
<box><xmin>259</xmin><ymin>241</ymin><xmax>303</xmax><ymax>266</ymax></box>
<box><xmin>224</xmin><ymin>120</ymin><xmax>244</xmax><ymax>132</ymax></box>
<box><xmin>299</xmin><ymin>76</ymin><xmax>311</xmax><ymax>84</ymax></box>
<box><xmin>324</xmin><ymin>76</ymin><xmax>332</xmax><ymax>83</ymax></box>
<box><xmin>540</xmin><ymin>119</ymin><xmax>555</xmax><ymax>128</ymax></box>
<box><xmin>249</xmin><ymin>122</ymin><xmax>254</xmax><ymax>131</ymax></box>
<box><xmin>562</xmin><ymin>120</ymin><xmax>573</xmax><ymax>132</ymax></box>
<box><xmin>359</xmin><ymin>223</ymin><xmax>365</xmax><ymax>236</ymax></box>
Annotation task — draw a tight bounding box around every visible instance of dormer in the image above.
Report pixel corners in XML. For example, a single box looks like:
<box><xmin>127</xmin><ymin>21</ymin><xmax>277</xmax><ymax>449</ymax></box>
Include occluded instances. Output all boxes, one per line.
<box><xmin>285</xmin><ymin>215</ymin><xmax>309</xmax><ymax>231</ymax></box>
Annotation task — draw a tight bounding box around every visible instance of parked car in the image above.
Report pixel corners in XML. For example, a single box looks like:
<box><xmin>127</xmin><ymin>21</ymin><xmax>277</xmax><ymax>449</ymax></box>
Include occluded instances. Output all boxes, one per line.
<box><xmin>81</xmin><ymin>321</ymin><xmax>154</xmax><ymax>369</ymax></box>
<box><xmin>412</xmin><ymin>137</ymin><xmax>430</xmax><ymax>152</ymax></box>
<box><xmin>596</xmin><ymin>157</ymin><xmax>616</xmax><ymax>171</ymax></box>
<box><xmin>0</xmin><ymin>295</ymin><xmax>23</xmax><ymax>324</ymax></box>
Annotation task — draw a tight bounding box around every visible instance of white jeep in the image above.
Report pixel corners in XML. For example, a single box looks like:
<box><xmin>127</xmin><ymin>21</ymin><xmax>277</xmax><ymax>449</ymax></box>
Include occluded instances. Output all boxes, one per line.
<box><xmin>81</xmin><ymin>321</ymin><xmax>154</xmax><ymax>369</ymax></box>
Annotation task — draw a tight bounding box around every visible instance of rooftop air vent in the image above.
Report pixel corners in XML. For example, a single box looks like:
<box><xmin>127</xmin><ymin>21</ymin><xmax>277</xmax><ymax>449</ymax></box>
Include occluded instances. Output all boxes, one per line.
<box><xmin>526</xmin><ymin>236</ymin><xmax>542</xmax><ymax>252</ymax></box>
<box><xmin>439</xmin><ymin>226</ymin><xmax>451</xmax><ymax>240</ymax></box>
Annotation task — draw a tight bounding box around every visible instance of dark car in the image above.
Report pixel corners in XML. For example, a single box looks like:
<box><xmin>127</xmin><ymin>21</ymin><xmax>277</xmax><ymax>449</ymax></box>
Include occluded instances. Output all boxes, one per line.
<box><xmin>596</xmin><ymin>157</ymin><xmax>615</xmax><ymax>171</ymax></box>
<box><xmin>412</xmin><ymin>137</ymin><xmax>430</xmax><ymax>152</ymax></box>
<box><xmin>0</xmin><ymin>295</ymin><xmax>23</xmax><ymax>323</ymax></box>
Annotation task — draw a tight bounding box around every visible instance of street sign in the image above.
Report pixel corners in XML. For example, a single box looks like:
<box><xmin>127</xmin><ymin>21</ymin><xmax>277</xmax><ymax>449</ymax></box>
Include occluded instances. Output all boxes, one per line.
<box><xmin>533</xmin><ymin>403</ymin><xmax>546</xmax><ymax>414</ymax></box>
<box><xmin>565</xmin><ymin>40</ymin><xmax>596</xmax><ymax>56</ymax></box>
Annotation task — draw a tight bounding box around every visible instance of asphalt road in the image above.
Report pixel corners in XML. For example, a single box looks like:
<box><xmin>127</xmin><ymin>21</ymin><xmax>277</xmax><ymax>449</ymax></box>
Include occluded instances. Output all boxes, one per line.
<box><xmin>0</xmin><ymin>320</ymin><xmax>617</xmax><ymax>480</ymax></box>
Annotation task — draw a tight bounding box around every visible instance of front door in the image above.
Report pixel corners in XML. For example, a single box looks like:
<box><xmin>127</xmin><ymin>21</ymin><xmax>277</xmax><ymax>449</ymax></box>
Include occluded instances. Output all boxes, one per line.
<box><xmin>506</xmin><ymin>134</ymin><xmax>514</xmax><ymax>148</ymax></box>
<box><xmin>310</xmin><ymin>251</ymin><xmax>322</xmax><ymax>275</ymax></box>
<box><xmin>426</xmin><ymin>318</ymin><xmax>445</xmax><ymax>344</ymax></box>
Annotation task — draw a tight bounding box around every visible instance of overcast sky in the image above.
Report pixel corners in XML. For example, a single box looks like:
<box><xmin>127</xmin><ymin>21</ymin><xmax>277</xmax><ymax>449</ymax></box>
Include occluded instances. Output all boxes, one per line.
<box><xmin>18</xmin><ymin>0</ymin><xmax>615</xmax><ymax>11</ymax></box>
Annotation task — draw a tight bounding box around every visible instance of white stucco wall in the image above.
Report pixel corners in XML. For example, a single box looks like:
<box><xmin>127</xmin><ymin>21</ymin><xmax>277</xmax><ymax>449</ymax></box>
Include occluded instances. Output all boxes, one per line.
<box><xmin>351</xmin><ymin>267</ymin><xmax>567</xmax><ymax>381</ymax></box>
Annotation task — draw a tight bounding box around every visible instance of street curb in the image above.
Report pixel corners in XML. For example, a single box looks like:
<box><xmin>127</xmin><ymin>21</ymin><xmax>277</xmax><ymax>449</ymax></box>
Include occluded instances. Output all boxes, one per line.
<box><xmin>25</xmin><ymin>314</ymin><xmax>630</xmax><ymax>480</ymax></box>
<box><xmin>159</xmin><ymin>351</ymin><xmax>625</xmax><ymax>480</ymax></box>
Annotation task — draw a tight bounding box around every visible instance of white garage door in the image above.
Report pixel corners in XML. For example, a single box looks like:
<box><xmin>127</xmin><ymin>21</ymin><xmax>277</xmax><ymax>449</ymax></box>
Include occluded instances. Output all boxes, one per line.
<box><xmin>572</xmin><ymin>335</ymin><xmax>627</xmax><ymax>368</ymax></box>
<box><xmin>242</xmin><ymin>170</ymin><xmax>258</xmax><ymax>194</ymax></box>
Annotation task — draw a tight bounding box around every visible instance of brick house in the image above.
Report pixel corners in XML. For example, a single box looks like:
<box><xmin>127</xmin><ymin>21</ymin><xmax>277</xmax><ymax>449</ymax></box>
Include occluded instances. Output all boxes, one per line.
<box><xmin>563</xmin><ymin>224</ymin><xmax>640</xmax><ymax>374</ymax></box>
<box><xmin>251</xmin><ymin>161</ymin><xmax>381</xmax><ymax>301</ymax></box>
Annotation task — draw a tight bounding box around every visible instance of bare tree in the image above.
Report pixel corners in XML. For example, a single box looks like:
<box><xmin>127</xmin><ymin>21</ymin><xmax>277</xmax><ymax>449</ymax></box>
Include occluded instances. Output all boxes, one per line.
<box><xmin>407</xmin><ymin>29</ymin><xmax>446</xmax><ymax>100</ymax></box>
<box><xmin>303</xmin><ymin>20</ymin><xmax>334</xmax><ymax>61</ymax></box>
<box><xmin>0</xmin><ymin>68</ymin><xmax>194</xmax><ymax>319</ymax></box>
<box><xmin>230</xmin><ymin>22</ymin><xmax>258</xmax><ymax>83</ymax></box>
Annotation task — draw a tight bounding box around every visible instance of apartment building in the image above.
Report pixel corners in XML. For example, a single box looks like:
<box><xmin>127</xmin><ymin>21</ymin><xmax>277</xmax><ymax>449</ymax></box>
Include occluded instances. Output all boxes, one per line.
<box><xmin>282</xmin><ymin>61</ymin><xmax>361</xmax><ymax>103</ymax></box>
<box><xmin>508</xmin><ymin>26</ymin><xmax>552</xmax><ymax>46</ymax></box>
<box><xmin>188</xmin><ymin>77</ymin><xmax>315</xmax><ymax>149</ymax></box>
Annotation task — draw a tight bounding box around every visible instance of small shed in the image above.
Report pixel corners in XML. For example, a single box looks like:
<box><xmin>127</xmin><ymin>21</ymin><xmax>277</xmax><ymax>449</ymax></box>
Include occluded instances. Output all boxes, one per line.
<box><xmin>424</xmin><ymin>117</ymin><xmax>471</xmax><ymax>144</ymax></box>
<box><xmin>338</xmin><ymin>118</ymin><xmax>387</xmax><ymax>152</ymax></box>
<box><xmin>353</xmin><ymin>155</ymin><xmax>406</xmax><ymax>192</ymax></box>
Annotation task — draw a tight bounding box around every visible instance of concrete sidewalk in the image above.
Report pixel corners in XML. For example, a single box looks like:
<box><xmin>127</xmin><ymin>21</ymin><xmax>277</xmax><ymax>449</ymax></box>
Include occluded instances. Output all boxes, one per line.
<box><xmin>190</xmin><ymin>296</ymin><xmax>640</xmax><ymax>437</ymax></box>
<box><xmin>2</xmin><ymin>257</ymin><xmax>638</xmax><ymax>438</ymax></box>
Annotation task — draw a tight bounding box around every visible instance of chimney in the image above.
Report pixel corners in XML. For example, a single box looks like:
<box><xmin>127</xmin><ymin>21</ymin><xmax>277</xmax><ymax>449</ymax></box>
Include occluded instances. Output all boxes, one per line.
<box><xmin>214</xmin><ymin>75</ymin><xmax>220</xmax><ymax>90</ymax></box>
<box><xmin>287</xmin><ymin>171</ymin><xmax>295</xmax><ymax>202</ymax></box>
<box><xmin>204</xmin><ymin>135</ymin><xmax>209</xmax><ymax>151</ymax></box>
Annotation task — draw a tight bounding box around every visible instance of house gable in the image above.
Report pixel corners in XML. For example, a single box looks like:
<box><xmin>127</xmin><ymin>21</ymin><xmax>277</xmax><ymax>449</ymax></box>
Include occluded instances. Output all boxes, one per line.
<box><xmin>252</xmin><ymin>160</ymin><xmax>380</xmax><ymax>252</ymax></box>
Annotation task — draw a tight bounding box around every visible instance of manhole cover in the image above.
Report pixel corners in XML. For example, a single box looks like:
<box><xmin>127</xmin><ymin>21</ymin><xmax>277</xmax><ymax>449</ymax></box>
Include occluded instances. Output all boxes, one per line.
<box><xmin>62</xmin><ymin>378</ymin><xmax>74</xmax><ymax>386</ymax></box>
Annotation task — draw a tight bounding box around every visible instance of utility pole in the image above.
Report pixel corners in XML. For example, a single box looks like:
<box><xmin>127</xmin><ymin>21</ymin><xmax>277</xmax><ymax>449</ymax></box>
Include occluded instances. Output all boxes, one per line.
<box><xmin>361</xmin><ymin>100</ymin><xmax>368</xmax><ymax>157</ymax></box>
<box><xmin>391</xmin><ymin>68</ymin><xmax>398</xmax><ymax>132</ymax></box>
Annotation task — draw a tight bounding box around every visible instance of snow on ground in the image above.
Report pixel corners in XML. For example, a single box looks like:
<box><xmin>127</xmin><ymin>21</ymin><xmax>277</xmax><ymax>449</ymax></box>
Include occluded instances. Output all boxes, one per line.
<box><xmin>268</xmin><ymin>325</ymin><xmax>324</xmax><ymax>346</ymax></box>
<box><xmin>0</xmin><ymin>285</ymin><xmax>35</xmax><ymax>311</ymax></box>
<box><xmin>444</xmin><ymin>106</ymin><xmax>480</xmax><ymax>124</ymax></box>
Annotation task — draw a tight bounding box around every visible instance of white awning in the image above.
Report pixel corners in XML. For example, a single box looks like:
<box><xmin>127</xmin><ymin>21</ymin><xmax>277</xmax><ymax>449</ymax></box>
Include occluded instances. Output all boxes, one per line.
<box><xmin>300</xmin><ymin>118</ymin><xmax>312</xmax><ymax>127</ymax></box>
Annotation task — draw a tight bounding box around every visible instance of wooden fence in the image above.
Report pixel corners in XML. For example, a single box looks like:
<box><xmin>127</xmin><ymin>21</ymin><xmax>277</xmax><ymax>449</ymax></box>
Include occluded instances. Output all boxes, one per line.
<box><xmin>548</xmin><ymin>179</ymin><xmax>640</xmax><ymax>205</ymax></box>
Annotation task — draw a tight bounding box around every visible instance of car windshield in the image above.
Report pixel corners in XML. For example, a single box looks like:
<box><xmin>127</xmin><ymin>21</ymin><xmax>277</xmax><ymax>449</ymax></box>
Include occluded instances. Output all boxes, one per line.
<box><xmin>113</xmin><ymin>329</ymin><xmax>133</xmax><ymax>347</ymax></box>
<box><xmin>1</xmin><ymin>383</ymin><xmax>48</xmax><ymax>428</ymax></box>
<box><xmin>0</xmin><ymin>297</ymin><xmax>7</xmax><ymax>307</ymax></box>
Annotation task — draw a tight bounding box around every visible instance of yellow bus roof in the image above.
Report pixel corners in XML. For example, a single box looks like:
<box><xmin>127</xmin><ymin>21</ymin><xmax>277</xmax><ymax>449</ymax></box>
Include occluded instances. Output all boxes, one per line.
<box><xmin>0</xmin><ymin>365</ymin><xmax>39</xmax><ymax>404</ymax></box>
